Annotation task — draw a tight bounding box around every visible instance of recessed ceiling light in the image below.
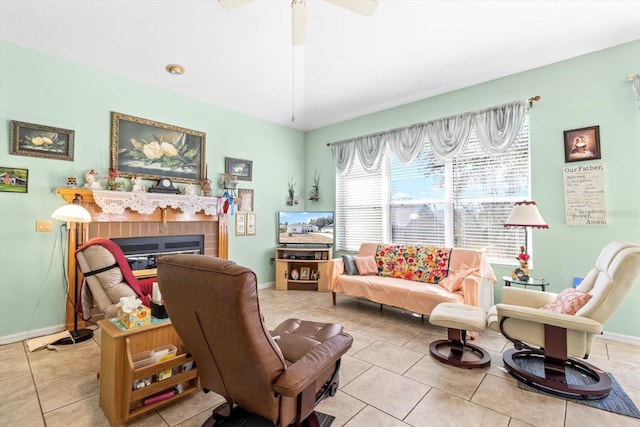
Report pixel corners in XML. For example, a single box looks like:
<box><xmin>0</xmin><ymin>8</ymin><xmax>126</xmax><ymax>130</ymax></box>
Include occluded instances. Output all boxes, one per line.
<box><xmin>165</xmin><ymin>64</ymin><xmax>185</xmax><ymax>75</ymax></box>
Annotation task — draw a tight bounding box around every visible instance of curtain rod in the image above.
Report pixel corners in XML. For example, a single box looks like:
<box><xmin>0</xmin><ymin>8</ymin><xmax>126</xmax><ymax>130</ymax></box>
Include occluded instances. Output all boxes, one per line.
<box><xmin>326</xmin><ymin>96</ymin><xmax>541</xmax><ymax>147</ymax></box>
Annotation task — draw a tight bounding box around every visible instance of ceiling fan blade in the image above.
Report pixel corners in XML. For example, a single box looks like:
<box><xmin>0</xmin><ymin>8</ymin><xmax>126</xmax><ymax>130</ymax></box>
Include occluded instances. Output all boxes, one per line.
<box><xmin>218</xmin><ymin>0</ymin><xmax>257</xmax><ymax>10</ymax></box>
<box><xmin>292</xmin><ymin>0</ymin><xmax>307</xmax><ymax>45</ymax></box>
<box><xmin>325</xmin><ymin>0</ymin><xmax>378</xmax><ymax>16</ymax></box>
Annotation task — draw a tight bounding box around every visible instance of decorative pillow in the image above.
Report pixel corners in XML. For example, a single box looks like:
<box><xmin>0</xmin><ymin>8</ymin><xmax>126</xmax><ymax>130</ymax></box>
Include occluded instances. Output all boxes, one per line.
<box><xmin>541</xmin><ymin>288</ymin><xmax>593</xmax><ymax>315</ymax></box>
<box><xmin>375</xmin><ymin>244</ymin><xmax>451</xmax><ymax>284</ymax></box>
<box><xmin>438</xmin><ymin>263</ymin><xmax>477</xmax><ymax>292</ymax></box>
<box><xmin>342</xmin><ymin>255</ymin><xmax>360</xmax><ymax>276</ymax></box>
<box><xmin>354</xmin><ymin>256</ymin><xmax>378</xmax><ymax>275</ymax></box>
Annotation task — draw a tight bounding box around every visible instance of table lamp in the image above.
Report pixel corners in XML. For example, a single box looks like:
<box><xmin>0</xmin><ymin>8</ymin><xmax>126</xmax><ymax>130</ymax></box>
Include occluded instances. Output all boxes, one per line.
<box><xmin>504</xmin><ymin>200</ymin><xmax>548</xmax><ymax>280</ymax></box>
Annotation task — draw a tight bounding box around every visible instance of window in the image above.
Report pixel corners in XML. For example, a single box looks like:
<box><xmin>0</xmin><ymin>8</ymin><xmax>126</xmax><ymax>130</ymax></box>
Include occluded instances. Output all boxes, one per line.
<box><xmin>336</xmin><ymin>116</ymin><xmax>530</xmax><ymax>264</ymax></box>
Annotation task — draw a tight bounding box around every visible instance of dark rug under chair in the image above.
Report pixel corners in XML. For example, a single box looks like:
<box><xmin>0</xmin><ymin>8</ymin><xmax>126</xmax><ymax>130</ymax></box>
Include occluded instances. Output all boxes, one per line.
<box><xmin>513</xmin><ymin>357</ymin><xmax>640</xmax><ymax>419</ymax></box>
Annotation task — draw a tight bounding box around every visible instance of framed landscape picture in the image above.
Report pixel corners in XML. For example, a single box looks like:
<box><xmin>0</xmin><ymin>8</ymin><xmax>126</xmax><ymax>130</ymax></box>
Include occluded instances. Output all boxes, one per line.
<box><xmin>111</xmin><ymin>112</ymin><xmax>206</xmax><ymax>183</ymax></box>
<box><xmin>0</xmin><ymin>167</ymin><xmax>28</xmax><ymax>193</ymax></box>
<box><xmin>10</xmin><ymin>121</ymin><xmax>74</xmax><ymax>161</ymax></box>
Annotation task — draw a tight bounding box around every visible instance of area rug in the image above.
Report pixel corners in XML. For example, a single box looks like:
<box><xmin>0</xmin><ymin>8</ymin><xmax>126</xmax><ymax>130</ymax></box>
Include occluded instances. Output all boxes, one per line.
<box><xmin>513</xmin><ymin>357</ymin><xmax>640</xmax><ymax>419</ymax></box>
<box><xmin>212</xmin><ymin>407</ymin><xmax>335</xmax><ymax>426</ymax></box>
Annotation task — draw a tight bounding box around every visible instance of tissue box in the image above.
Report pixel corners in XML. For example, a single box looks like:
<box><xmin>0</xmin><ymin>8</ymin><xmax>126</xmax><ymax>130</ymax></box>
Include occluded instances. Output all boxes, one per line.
<box><xmin>118</xmin><ymin>305</ymin><xmax>151</xmax><ymax>329</ymax></box>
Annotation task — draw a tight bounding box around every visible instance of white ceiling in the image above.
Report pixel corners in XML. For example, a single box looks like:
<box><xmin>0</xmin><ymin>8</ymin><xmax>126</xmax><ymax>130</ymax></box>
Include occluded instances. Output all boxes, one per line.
<box><xmin>2</xmin><ymin>0</ymin><xmax>640</xmax><ymax>131</ymax></box>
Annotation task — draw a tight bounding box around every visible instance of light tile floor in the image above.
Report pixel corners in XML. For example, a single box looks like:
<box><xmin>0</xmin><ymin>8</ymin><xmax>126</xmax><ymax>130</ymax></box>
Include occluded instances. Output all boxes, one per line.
<box><xmin>1</xmin><ymin>289</ymin><xmax>639</xmax><ymax>427</ymax></box>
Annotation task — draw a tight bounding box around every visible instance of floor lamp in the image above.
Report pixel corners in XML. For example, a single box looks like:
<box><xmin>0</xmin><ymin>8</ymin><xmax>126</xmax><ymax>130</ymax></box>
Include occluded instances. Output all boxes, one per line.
<box><xmin>51</xmin><ymin>194</ymin><xmax>93</xmax><ymax>345</ymax></box>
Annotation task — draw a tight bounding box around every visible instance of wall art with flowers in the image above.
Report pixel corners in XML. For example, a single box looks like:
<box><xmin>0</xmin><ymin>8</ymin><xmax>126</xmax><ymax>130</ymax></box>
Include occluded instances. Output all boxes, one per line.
<box><xmin>110</xmin><ymin>112</ymin><xmax>206</xmax><ymax>183</ymax></box>
<box><xmin>10</xmin><ymin>120</ymin><xmax>74</xmax><ymax>161</ymax></box>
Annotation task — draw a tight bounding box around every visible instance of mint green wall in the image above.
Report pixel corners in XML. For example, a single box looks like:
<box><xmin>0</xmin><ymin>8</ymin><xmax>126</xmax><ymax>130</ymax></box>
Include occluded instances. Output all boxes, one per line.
<box><xmin>306</xmin><ymin>40</ymin><xmax>640</xmax><ymax>338</ymax></box>
<box><xmin>2</xmin><ymin>39</ymin><xmax>639</xmax><ymax>341</ymax></box>
<box><xmin>0</xmin><ymin>41</ymin><xmax>305</xmax><ymax>339</ymax></box>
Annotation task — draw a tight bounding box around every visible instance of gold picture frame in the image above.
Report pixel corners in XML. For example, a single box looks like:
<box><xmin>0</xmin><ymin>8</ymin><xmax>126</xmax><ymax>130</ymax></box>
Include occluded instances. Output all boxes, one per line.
<box><xmin>246</xmin><ymin>212</ymin><xmax>256</xmax><ymax>236</ymax></box>
<box><xmin>110</xmin><ymin>112</ymin><xmax>206</xmax><ymax>183</ymax></box>
<box><xmin>236</xmin><ymin>213</ymin><xmax>246</xmax><ymax>236</ymax></box>
<box><xmin>300</xmin><ymin>267</ymin><xmax>310</xmax><ymax>280</ymax></box>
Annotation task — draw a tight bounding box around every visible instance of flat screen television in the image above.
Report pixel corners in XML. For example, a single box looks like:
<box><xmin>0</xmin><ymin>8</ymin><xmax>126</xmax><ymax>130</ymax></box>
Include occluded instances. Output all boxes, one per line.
<box><xmin>277</xmin><ymin>211</ymin><xmax>334</xmax><ymax>246</ymax></box>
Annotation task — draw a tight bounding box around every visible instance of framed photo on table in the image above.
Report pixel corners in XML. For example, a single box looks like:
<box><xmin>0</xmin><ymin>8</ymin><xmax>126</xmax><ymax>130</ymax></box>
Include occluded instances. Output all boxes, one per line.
<box><xmin>300</xmin><ymin>267</ymin><xmax>310</xmax><ymax>280</ymax></box>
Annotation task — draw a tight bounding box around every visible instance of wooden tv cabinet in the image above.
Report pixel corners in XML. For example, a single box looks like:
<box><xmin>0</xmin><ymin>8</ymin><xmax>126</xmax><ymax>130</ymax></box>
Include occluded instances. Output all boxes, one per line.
<box><xmin>275</xmin><ymin>246</ymin><xmax>332</xmax><ymax>291</ymax></box>
<box><xmin>98</xmin><ymin>319</ymin><xmax>200</xmax><ymax>427</ymax></box>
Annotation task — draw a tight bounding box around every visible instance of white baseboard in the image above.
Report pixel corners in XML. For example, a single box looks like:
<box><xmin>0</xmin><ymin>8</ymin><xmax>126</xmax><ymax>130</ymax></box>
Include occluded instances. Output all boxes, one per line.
<box><xmin>258</xmin><ymin>281</ymin><xmax>275</xmax><ymax>290</ymax></box>
<box><xmin>0</xmin><ymin>324</ymin><xmax>66</xmax><ymax>345</ymax></box>
<box><xmin>600</xmin><ymin>331</ymin><xmax>640</xmax><ymax>346</ymax></box>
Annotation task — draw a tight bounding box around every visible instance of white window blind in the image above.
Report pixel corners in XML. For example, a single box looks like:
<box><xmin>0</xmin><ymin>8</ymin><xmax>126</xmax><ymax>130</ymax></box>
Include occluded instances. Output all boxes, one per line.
<box><xmin>336</xmin><ymin>149</ymin><xmax>388</xmax><ymax>252</ymax></box>
<box><xmin>336</xmin><ymin>115</ymin><xmax>530</xmax><ymax>264</ymax></box>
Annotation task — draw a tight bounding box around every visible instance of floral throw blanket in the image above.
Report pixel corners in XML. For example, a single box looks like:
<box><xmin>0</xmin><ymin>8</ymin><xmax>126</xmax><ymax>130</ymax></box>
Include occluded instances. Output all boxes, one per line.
<box><xmin>375</xmin><ymin>244</ymin><xmax>451</xmax><ymax>284</ymax></box>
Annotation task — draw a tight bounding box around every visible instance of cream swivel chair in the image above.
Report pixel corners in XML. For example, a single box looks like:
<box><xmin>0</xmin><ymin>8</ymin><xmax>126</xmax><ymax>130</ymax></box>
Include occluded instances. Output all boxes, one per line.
<box><xmin>487</xmin><ymin>241</ymin><xmax>640</xmax><ymax>399</ymax></box>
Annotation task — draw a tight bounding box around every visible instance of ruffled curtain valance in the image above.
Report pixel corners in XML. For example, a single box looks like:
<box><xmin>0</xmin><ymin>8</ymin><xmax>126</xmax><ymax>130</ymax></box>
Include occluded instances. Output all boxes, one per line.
<box><xmin>329</xmin><ymin>100</ymin><xmax>528</xmax><ymax>173</ymax></box>
<box><xmin>632</xmin><ymin>73</ymin><xmax>640</xmax><ymax>110</ymax></box>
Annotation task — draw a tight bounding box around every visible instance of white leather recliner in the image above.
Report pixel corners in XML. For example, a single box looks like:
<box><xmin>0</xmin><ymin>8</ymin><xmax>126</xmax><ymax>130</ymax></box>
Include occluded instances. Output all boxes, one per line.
<box><xmin>487</xmin><ymin>241</ymin><xmax>640</xmax><ymax>399</ymax></box>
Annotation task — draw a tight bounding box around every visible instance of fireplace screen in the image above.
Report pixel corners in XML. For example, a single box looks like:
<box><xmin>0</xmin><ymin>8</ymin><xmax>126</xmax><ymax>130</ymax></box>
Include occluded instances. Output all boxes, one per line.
<box><xmin>111</xmin><ymin>235</ymin><xmax>204</xmax><ymax>270</ymax></box>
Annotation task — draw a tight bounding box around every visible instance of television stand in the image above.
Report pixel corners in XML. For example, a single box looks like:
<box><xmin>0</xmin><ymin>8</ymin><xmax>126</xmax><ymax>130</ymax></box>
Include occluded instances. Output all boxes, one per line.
<box><xmin>275</xmin><ymin>247</ymin><xmax>332</xmax><ymax>291</ymax></box>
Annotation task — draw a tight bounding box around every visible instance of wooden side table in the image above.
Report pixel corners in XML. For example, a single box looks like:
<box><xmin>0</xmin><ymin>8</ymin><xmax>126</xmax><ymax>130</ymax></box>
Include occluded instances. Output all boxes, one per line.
<box><xmin>502</xmin><ymin>275</ymin><xmax>549</xmax><ymax>292</ymax></box>
<box><xmin>98</xmin><ymin>319</ymin><xmax>200</xmax><ymax>427</ymax></box>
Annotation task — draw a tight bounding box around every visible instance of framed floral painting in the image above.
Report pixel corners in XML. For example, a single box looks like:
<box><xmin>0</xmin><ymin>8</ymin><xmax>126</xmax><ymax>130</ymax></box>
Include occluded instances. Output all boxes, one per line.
<box><xmin>10</xmin><ymin>121</ymin><xmax>74</xmax><ymax>161</ymax></box>
<box><xmin>110</xmin><ymin>112</ymin><xmax>206</xmax><ymax>183</ymax></box>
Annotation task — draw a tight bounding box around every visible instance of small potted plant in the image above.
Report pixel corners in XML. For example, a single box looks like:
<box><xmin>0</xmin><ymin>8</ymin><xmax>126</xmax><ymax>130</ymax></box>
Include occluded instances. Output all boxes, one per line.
<box><xmin>287</xmin><ymin>175</ymin><xmax>298</xmax><ymax>205</ymax></box>
<box><xmin>309</xmin><ymin>169</ymin><xmax>320</xmax><ymax>201</ymax></box>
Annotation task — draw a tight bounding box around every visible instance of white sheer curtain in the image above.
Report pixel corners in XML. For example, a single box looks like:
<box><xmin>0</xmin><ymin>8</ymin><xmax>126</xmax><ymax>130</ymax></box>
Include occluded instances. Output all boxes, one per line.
<box><xmin>426</xmin><ymin>113</ymin><xmax>472</xmax><ymax>159</ymax></box>
<box><xmin>473</xmin><ymin>100</ymin><xmax>526</xmax><ymax>154</ymax></box>
<box><xmin>384</xmin><ymin>125</ymin><xmax>426</xmax><ymax>163</ymax></box>
<box><xmin>355</xmin><ymin>134</ymin><xmax>386</xmax><ymax>172</ymax></box>
<box><xmin>329</xmin><ymin>100</ymin><xmax>528</xmax><ymax>172</ymax></box>
<box><xmin>331</xmin><ymin>140</ymin><xmax>356</xmax><ymax>176</ymax></box>
<box><xmin>632</xmin><ymin>74</ymin><xmax>640</xmax><ymax>110</ymax></box>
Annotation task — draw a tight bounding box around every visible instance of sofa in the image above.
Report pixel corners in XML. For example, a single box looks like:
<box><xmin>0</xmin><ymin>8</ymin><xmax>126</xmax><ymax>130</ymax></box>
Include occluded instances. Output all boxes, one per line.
<box><xmin>327</xmin><ymin>243</ymin><xmax>497</xmax><ymax>315</ymax></box>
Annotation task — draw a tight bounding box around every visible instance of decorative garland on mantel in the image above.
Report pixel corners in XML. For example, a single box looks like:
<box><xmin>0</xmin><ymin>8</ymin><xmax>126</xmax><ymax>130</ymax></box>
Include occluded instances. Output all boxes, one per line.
<box><xmin>91</xmin><ymin>190</ymin><xmax>225</xmax><ymax>216</ymax></box>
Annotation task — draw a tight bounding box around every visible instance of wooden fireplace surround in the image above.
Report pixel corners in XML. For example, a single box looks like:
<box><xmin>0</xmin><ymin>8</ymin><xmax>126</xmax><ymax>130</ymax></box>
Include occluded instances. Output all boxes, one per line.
<box><xmin>56</xmin><ymin>188</ymin><xmax>229</xmax><ymax>330</ymax></box>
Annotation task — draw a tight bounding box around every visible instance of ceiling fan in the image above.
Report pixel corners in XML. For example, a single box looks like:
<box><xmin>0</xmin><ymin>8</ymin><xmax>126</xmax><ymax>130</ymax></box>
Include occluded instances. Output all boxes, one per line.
<box><xmin>219</xmin><ymin>0</ymin><xmax>378</xmax><ymax>44</ymax></box>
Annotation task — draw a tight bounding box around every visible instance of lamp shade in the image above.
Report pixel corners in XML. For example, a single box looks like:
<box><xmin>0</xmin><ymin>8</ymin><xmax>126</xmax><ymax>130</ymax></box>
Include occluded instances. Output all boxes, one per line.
<box><xmin>504</xmin><ymin>201</ymin><xmax>548</xmax><ymax>229</ymax></box>
<box><xmin>52</xmin><ymin>204</ymin><xmax>92</xmax><ymax>223</ymax></box>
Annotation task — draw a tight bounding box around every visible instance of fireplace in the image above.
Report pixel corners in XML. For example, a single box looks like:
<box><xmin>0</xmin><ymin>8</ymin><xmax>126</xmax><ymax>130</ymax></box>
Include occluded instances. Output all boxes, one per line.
<box><xmin>56</xmin><ymin>187</ymin><xmax>229</xmax><ymax>331</ymax></box>
<box><xmin>111</xmin><ymin>235</ymin><xmax>204</xmax><ymax>270</ymax></box>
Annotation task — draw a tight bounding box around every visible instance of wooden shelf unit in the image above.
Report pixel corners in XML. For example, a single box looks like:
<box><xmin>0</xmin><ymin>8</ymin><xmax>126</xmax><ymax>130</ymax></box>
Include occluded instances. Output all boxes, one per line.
<box><xmin>275</xmin><ymin>246</ymin><xmax>332</xmax><ymax>291</ymax></box>
<box><xmin>98</xmin><ymin>319</ymin><xmax>201</xmax><ymax>427</ymax></box>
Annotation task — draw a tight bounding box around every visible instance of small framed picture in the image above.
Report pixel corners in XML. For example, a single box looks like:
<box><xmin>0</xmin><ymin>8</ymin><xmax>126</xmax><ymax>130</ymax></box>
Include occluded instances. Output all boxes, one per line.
<box><xmin>300</xmin><ymin>267</ymin><xmax>310</xmax><ymax>280</ymax></box>
<box><xmin>10</xmin><ymin>121</ymin><xmax>74</xmax><ymax>161</ymax></box>
<box><xmin>246</xmin><ymin>212</ymin><xmax>256</xmax><ymax>236</ymax></box>
<box><xmin>310</xmin><ymin>270</ymin><xmax>319</xmax><ymax>281</ymax></box>
<box><xmin>564</xmin><ymin>125</ymin><xmax>601</xmax><ymax>163</ymax></box>
<box><xmin>236</xmin><ymin>213</ymin><xmax>246</xmax><ymax>236</ymax></box>
<box><xmin>238</xmin><ymin>188</ymin><xmax>254</xmax><ymax>212</ymax></box>
<box><xmin>225</xmin><ymin>157</ymin><xmax>253</xmax><ymax>181</ymax></box>
<box><xmin>0</xmin><ymin>167</ymin><xmax>28</xmax><ymax>193</ymax></box>
<box><xmin>314</xmin><ymin>252</ymin><xmax>322</xmax><ymax>260</ymax></box>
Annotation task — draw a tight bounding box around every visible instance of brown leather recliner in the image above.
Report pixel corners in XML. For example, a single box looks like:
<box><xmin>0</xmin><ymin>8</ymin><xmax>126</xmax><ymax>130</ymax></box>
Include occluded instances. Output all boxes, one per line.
<box><xmin>157</xmin><ymin>254</ymin><xmax>353</xmax><ymax>427</ymax></box>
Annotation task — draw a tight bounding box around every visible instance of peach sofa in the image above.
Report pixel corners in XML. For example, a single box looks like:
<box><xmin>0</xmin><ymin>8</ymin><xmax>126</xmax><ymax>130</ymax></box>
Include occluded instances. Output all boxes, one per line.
<box><xmin>327</xmin><ymin>243</ymin><xmax>497</xmax><ymax>315</ymax></box>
